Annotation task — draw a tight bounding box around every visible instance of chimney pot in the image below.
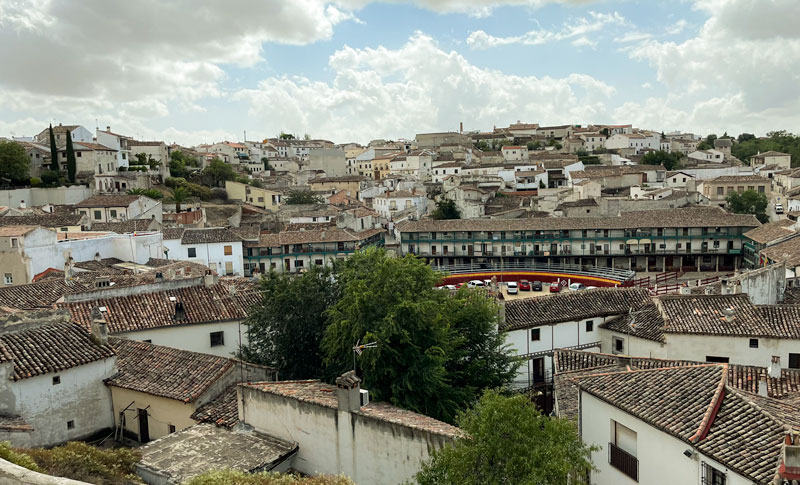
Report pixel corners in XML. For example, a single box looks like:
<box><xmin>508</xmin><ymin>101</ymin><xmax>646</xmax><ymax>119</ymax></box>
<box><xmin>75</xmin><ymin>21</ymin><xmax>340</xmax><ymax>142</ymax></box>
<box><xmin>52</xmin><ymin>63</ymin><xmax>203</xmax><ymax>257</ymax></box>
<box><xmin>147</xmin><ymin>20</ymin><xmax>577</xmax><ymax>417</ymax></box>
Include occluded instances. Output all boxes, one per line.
<box><xmin>335</xmin><ymin>371</ymin><xmax>363</xmax><ymax>413</ymax></box>
<box><xmin>90</xmin><ymin>307</ymin><xmax>109</xmax><ymax>345</ymax></box>
<box><xmin>769</xmin><ymin>355</ymin><xmax>781</xmax><ymax>379</ymax></box>
<box><xmin>174</xmin><ymin>301</ymin><xmax>186</xmax><ymax>321</ymax></box>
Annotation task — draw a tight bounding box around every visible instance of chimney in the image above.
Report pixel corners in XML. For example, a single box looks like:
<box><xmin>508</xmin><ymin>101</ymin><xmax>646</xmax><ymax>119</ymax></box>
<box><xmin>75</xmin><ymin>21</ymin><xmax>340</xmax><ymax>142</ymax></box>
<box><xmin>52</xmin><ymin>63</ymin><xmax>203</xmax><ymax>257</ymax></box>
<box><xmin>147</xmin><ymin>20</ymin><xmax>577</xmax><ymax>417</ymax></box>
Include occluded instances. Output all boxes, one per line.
<box><xmin>758</xmin><ymin>378</ymin><xmax>768</xmax><ymax>397</ymax></box>
<box><xmin>783</xmin><ymin>432</ymin><xmax>800</xmax><ymax>477</ymax></box>
<box><xmin>335</xmin><ymin>371</ymin><xmax>364</xmax><ymax>413</ymax></box>
<box><xmin>94</xmin><ymin>252</ymin><xmax>101</xmax><ymax>262</ymax></box>
<box><xmin>19</xmin><ymin>200</ymin><xmax>26</xmax><ymax>209</ymax></box>
<box><xmin>769</xmin><ymin>355</ymin><xmax>781</xmax><ymax>379</ymax></box>
<box><xmin>720</xmin><ymin>278</ymin><xmax>729</xmax><ymax>294</ymax></box>
<box><xmin>203</xmin><ymin>270</ymin><xmax>217</xmax><ymax>287</ymax></box>
<box><xmin>154</xmin><ymin>272</ymin><xmax>164</xmax><ymax>283</ymax></box>
<box><xmin>173</xmin><ymin>301</ymin><xmax>186</xmax><ymax>321</ymax></box>
<box><xmin>106</xmin><ymin>126</ymin><xmax>110</xmax><ymax>132</ymax></box>
<box><xmin>723</xmin><ymin>307</ymin><xmax>735</xmax><ymax>323</ymax></box>
<box><xmin>90</xmin><ymin>307</ymin><xmax>109</xmax><ymax>345</ymax></box>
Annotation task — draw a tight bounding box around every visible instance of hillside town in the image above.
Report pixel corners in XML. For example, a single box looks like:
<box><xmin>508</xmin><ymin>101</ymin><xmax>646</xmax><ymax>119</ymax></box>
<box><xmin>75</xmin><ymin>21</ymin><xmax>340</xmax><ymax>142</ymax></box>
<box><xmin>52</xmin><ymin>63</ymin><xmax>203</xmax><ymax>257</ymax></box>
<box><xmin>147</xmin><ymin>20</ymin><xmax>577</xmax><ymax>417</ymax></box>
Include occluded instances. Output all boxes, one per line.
<box><xmin>0</xmin><ymin>119</ymin><xmax>800</xmax><ymax>484</ymax></box>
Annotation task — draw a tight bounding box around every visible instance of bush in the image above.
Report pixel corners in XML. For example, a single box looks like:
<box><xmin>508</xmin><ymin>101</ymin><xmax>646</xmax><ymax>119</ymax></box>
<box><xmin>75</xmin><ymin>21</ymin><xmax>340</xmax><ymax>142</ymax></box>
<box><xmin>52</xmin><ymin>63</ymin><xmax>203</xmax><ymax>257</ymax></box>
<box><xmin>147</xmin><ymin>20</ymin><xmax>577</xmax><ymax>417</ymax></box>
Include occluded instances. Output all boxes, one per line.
<box><xmin>165</xmin><ymin>177</ymin><xmax>187</xmax><ymax>188</ymax></box>
<box><xmin>0</xmin><ymin>441</ymin><xmax>41</xmax><ymax>472</ymax></box>
<box><xmin>41</xmin><ymin>170</ymin><xmax>60</xmax><ymax>186</ymax></box>
<box><xmin>186</xmin><ymin>469</ymin><xmax>353</xmax><ymax>485</ymax></box>
<box><xmin>210</xmin><ymin>188</ymin><xmax>228</xmax><ymax>201</ymax></box>
<box><xmin>21</xmin><ymin>441</ymin><xmax>140</xmax><ymax>485</ymax></box>
<box><xmin>29</xmin><ymin>177</ymin><xmax>42</xmax><ymax>187</ymax></box>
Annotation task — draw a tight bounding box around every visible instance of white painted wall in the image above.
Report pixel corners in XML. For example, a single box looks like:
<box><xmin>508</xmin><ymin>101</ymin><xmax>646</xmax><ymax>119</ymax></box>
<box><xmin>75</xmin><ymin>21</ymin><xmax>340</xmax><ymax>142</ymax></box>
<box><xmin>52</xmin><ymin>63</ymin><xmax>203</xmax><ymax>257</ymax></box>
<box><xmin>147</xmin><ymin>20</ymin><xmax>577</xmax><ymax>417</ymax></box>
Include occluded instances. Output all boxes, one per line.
<box><xmin>0</xmin><ymin>186</ymin><xmax>94</xmax><ymax>208</ymax></box>
<box><xmin>239</xmin><ymin>387</ymin><xmax>453</xmax><ymax>485</ymax></box>
<box><xmin>161</xmin><ymin>240</ymin><xmax>243</xmax><ymax>276</ymax></box>
<box><xmin>24</xmin><ymin>232</ymin><xmax>162</xmax><ymax>277</ymax></box>
<box><xmin>2</xmin><ymin>358</ymin><xmax>116</xmax><ymax>447</ymax></box>
<box><xmin>118</xmin><ymin>320</ymin><xmax>246</xmax><ymax>357</ymax></box>
<box><xmin>581</xmin><ymin>391</ymin><xmax>752</xmax><ymax>485</ymax></box>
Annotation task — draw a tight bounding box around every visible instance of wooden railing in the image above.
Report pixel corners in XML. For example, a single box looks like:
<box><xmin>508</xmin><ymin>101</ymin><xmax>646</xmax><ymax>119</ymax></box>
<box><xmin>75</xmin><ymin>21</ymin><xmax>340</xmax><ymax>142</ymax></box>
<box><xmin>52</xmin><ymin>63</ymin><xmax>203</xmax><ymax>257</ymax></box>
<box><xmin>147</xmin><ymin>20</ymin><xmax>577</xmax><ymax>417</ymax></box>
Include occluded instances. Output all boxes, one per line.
<box><xmin>609</xmin><ymin>442</ymin><xmax>638</xmax><ymax>481</ymax></box>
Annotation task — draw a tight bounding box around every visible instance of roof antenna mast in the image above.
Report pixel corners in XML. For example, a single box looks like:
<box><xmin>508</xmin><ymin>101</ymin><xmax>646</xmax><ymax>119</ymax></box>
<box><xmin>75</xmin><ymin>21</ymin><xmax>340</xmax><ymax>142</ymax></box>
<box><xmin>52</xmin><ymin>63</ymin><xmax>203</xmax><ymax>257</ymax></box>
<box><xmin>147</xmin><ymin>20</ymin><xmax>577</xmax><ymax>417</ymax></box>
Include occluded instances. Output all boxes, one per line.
<box><xmin>352</xmin><ymin>339</ymin><xmax>378</xmax><ymax>374</ymax></box>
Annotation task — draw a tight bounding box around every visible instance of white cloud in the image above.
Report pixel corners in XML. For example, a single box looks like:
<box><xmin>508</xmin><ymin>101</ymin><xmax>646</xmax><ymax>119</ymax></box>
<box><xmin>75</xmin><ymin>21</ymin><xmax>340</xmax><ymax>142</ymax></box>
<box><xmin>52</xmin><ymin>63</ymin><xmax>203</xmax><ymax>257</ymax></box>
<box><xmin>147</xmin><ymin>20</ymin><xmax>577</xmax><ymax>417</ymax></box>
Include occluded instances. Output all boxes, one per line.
<box><xmin>339</xmin><ymin>0</ymin><xmax>596</xmax><ymax>18</ymax></box>
<box><xmin>665</xmin><ymin>19</ymin><xmax>687</xmax><ymax>35</ymax></box>
<box><xmin>234</xmin><ymin>32</ymin><xmax>615</xmax><ymax>143</ymax></box>
<box><xmin>467</xmin><ymin>11</ymin><xmax>625</xmax><ymax>49</ymax></box>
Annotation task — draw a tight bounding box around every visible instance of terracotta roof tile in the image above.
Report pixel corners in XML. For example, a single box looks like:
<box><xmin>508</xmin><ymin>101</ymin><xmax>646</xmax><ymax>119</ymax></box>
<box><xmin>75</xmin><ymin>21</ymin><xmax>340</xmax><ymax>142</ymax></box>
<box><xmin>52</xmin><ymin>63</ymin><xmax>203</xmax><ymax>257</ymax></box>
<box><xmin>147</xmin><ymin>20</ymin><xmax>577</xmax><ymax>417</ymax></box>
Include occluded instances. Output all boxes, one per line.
<box><xmin>76</xmin><ymin>195</ymin><xmax>144</xmax><ymax>208</ymax></box>
<box><xmin>0</xmin><ymin>321</ymin><xmax>115</xmax><ymax>381</ymax></box>
<box><xmin>191</xmin><ymin>385</ymin><xmax>239</xmax><ymax>428</ymax></box>
<box><xmin>107</xmin><ymin>338</ymin><xmax>233</xmax><ymax>402</ymax></box>
<box><xmin>180</xmin><ymin>227</ymin><xmax>242</xmax><ymax>244</ymax></box>
<box><xmin>0</xmin><ymin>214</ymin><xmax>84</xmax><ymax>227</ymax></box>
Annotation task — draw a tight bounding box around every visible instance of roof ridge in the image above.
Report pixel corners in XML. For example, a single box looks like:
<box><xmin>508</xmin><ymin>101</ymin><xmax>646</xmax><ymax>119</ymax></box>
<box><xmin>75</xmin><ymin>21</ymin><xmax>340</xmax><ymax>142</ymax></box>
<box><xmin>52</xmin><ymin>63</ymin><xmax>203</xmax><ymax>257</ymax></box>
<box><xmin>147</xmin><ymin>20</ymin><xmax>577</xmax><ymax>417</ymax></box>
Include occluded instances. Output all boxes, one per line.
<box><xmin>724</xmin><ymin>386</ymin><xmax>797</xmax><ymax>431</ymax></box>
<box><xmin>576</xmin><ymin>362</ymin><xmax>722</xmax><ymax>381</ymax></box>
<box><xmin>690</xmin><ymin>364</ymin><xmax>728</xmax><ymax>443</ymax></box>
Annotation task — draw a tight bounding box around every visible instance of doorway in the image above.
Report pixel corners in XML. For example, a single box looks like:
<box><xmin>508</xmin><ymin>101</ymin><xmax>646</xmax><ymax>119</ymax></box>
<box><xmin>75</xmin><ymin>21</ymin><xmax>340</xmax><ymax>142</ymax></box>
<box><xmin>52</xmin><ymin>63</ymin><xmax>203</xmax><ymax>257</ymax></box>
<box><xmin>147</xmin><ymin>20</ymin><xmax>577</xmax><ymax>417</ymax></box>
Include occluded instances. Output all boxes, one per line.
<box><xmin>138</xmin><ymin>408</ymin><xmax>150</xmax><ymax>443</ymax></box>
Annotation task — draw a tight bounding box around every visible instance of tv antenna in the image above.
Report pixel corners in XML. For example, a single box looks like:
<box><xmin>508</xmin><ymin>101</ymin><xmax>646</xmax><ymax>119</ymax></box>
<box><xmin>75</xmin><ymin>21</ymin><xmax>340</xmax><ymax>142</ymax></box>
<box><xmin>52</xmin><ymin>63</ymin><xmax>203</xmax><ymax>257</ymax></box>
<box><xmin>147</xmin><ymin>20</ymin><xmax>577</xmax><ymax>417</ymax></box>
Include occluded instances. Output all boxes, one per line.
<box><xmin>352</xmin><ymin>339</ymin><xmax>378</xmax><ymax>373</ymax></box>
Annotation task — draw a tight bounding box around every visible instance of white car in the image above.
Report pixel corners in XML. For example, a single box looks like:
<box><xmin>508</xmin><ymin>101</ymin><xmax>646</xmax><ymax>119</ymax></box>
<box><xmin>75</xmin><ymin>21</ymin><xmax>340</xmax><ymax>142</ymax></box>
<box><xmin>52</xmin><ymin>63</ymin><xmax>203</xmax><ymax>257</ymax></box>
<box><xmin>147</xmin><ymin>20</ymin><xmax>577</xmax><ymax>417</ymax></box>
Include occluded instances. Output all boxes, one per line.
<box><xmin>444</xmin><ymin>284</ymin><xmax>457</xmax><ymax>290</ymax></box>
<box><xmin>569</xmin><ymin>282</ymin><xmax>586</xmax><ymax>291</ymax></box>
<box><xmin>467</xmin><ymin>280</ymin><xmax>485</xmax><ymax>288</ymax></box>
<box><xmin>506</xmin><ymin>282</ymin><xmax>519</xmax><ymax>294</ymax></box>
<box><xmin>776</xmin><ymin>203</ymin><xmax>784</xmax><ymax>214</ymax></box>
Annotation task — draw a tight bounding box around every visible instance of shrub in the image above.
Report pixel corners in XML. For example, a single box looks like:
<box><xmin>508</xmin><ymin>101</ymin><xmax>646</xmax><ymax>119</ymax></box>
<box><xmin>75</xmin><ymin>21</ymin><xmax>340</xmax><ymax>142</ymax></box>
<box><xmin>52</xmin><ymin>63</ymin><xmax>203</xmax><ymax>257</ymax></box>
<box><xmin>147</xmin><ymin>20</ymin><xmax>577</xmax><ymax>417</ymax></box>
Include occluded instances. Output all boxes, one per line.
<box><xmin>29</xmin><ymin>177</ymin><xmax>42</xmax><ymax>187</ymax></box>
<box><xmin>0</xmin><ymin>441</ymin><xmax>41</xmax><ymax>472</ymax></box>
<box><xmin>41</xmin><ymin>170</ymin><xmax>60</xmax><ymax>186</ymax></box>
<box><xmin>210</xmin><ymin>188</ymin><xmax>228</xmax><ymax>201</ymax></box>
<box><xmin>165</xmin><ymin>177</ymin><xmax>187</xmax><ymax>188</ymax></box>
<box><xmin>186</xmin><ymin>469</ymin><xmax>354</xmax><ymax>485</ymax></box>
<box><xmin>21</xmin><ymin>441</ymin><xmax>140</xmax><ymax>485</ymax></box>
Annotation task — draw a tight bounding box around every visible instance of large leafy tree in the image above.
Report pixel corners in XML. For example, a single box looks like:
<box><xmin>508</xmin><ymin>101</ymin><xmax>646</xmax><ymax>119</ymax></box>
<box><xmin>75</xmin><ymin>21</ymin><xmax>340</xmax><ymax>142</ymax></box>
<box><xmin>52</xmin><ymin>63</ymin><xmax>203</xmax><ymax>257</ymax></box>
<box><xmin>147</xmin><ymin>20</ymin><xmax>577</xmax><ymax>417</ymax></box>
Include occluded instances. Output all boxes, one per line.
<box><xmin>285</xmin><ymin>189</ymin><xmax>324</xmax><ymax>205</ymax></box>
<box><xmin>641</xmin><ymin>150</ymin><xmax>683</xmax><ymax>171</ymax></box>
<box><xmin>431</xmin><ymin>198</ymin><xmax>461</xmax><ymax>220</ymax></box>
<box><xmin>241</xmin><ymin>266</ymin><xmax>339</xmax><ymax>379</ymax></box>
<box><xmin>416</xmin><ymin>390</ymin><xmax>596</xmax><ymax>485</ymax></box>
<box><xmin>322</xmin><ymin>248</ymin><xmax>518</xmax><ymax>423</ymax></box>
<box><xmin>0</xmin><ymin>140</ymin><xmax>30</xmax><ymax>184</ymax></box>
<box><xmin>727</xmin><ymin>189</ymin><xmax>768</xmax><ymax>223</ymax></box>
<box><xmin>48</xmin><ymin>124</ymin><xmax>59</xmax><ymax>172</ymax></box>
<box><xmin>203</xmin><ymin>158</ymin><xmax>236</xmax><ymax>187</ymax></box>
<box><xmin>732</xmin><ymin>130</ymin><xmax>800</xmax><ymax>166</ymax></box>
<box><xmin>65</xmin><ymin>130</ymin><xmax>77</xmax><ymax>183</ymax></box>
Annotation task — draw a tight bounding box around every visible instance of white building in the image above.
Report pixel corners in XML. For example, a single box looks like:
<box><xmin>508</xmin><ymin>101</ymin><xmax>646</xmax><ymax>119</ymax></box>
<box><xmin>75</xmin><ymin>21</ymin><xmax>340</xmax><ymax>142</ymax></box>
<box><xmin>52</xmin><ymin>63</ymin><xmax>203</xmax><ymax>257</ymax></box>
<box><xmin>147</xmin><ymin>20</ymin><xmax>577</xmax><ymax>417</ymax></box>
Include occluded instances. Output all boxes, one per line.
<box><xmin>604</xmin><ymin>132</ymin><xmax>662</xmax><ymax>154</ymax></box>
<box><xmin>373</xmin><ymin>190</ymin><xmax>427</xmax><ymax>220</ymax></box>
<box><xmin>96</xmin><ymin>126</ymin><xmax>132</xmax><ymax>169</ymax></box>
<box><xmin>0</xmin><ymin>316</ymin><xmax>117</xmax><ymax>447</ymax></box>
<box><xmin>35</xmin><ymin>124</ymin><xmax>93</xmax><ymax>146</ymax></box>
<box><xmin>501</xmin><ymin>145</ymin><xmax>528</xmax><ymax>162</ymax></box>
<box><xmin>431</xmin><ymin>162</ymin><xmax>464</xmax><ymax>183</ymax></box>
<box><xmin>162</xmin><ymin>227</ymin><xmax>244</xmax><ymax>276</ymax></box>
<box><xmin>688</xmin><ymin>149</ymin><xmax>725</xmax><ymax>163</ymax></box>
<box><xmin>76</xmin><ymin>194</ymin><xmax>162</xmax><ymax>224</ymax></box>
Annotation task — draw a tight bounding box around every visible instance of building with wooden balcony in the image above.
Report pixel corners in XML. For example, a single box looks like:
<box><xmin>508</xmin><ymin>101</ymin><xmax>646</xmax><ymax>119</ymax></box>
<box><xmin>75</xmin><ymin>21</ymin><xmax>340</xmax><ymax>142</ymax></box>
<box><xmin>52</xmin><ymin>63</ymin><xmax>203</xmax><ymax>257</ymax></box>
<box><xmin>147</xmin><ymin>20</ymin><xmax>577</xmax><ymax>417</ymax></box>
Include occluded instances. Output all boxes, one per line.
<box><xmin>396</xmin><ymin>207</ymin><xmax>759</xmax><ymax>272</ymax></box>
<box><xmin>243</xmin><ymin>228</ymin><xmax>384</xmax><ymax>275</ymax></box>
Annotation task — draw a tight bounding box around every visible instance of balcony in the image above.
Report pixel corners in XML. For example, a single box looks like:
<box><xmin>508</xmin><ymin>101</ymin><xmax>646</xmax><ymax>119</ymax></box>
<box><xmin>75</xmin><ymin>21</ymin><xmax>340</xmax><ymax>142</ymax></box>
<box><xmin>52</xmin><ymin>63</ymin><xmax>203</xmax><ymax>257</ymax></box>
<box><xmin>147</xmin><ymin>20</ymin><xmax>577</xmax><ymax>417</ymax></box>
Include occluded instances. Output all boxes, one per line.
<box><xmin>609</xmin><ymin>442</ymin><xmax>638</xmax><ymax>482</ymax></box>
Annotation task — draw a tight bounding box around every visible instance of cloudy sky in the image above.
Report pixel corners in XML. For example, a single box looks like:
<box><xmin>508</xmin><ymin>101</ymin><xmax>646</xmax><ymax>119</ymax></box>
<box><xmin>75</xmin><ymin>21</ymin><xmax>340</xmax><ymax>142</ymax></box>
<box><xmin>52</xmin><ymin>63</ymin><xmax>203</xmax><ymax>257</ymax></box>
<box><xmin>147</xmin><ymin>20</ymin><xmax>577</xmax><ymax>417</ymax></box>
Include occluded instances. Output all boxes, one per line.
<box><xmin>0</xmin><ymin>0</ymin><xmax>797</xmax><ymax>145</ymax></box>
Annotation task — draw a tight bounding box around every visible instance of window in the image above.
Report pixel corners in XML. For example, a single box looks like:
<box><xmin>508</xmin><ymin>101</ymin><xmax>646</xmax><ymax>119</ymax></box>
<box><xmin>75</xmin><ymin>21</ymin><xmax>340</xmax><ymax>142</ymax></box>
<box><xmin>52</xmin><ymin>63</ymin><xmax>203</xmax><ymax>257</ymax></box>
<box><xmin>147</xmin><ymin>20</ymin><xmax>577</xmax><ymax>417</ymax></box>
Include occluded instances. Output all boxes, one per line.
<box><xmin>3</xmin><ymin>274</ymin><xmax>12</xmax><ymax>285</ymax></box>
<box><xmin>749</xmin><ymin>339</ymin><xmax>759</xmax><ymax>348</ymax></box>
<box><xmin>224</xmin><ymin>245</ymin><xmax>232</xmax><ymax>256</ymax></box>
<box><xmin>758</xmin><ymin>185</ymin><xmax>765</xmax><ymax>193</ymax></box>
<box><xmin>586</xmin><ymin>320</ymin><xmax>594</xmax><ymax>332</ymax></box>
<box><xmin>789</xmin><ymin>353</ymin><xmax>800</xmax><ymax>369</ymax></box>
<box><xmin>110</xmin><ymin>209</ymin><xmax>117</xmax><ymax>218</ymax></box>
<box><xmin>210</xmin><ymin>331</ymin><xmax>224</xmax><ymax>347</ymax></box>
<box><xmin>702</xmin><ymin>462</ymin><xmax>726</xmax><ymax>485</ymax></box>
<box><xmin>610</xmin><ymin>420</ymin><xmax>638</xmax><ymax>481</ymax></box>
<box><xmin>52</xmin><ymin>376</ymin><xmax>61</xmax><ymax>385</ymax></box>
<box><xmin>613</xmin><ymin>337</ymin><xmax>624</xmax><ymax>354</ymax></box>
<box><xmin>295</xmin><ymin>260</ymin><xmax>304</xmax><ymax>268</ymax></box>
<box><xmin>716</xmin><ymin>187</ymin><xmax>724</xmax><ymax>196</ymax></box>
<box><xmin>143</xmin><ymin>339</ymin><xmax>152</xmax><ymax>343</ymax></box>
<box><xmin>187</xmin><ymin>247</ymin><xmax>197</xmax><ymax>258</ymax></box>
<box><xmin>168</xmin><ymin>425</ymin><xmax>176</xmax><ymax>434</ymax></box>
<box><xmin>67</xmin><ymin>420</ymin><xmax>75</xmax><ymax>430</ymax></box>
<box><xmin>10</xmin><ymin>238</ymin><xmax>18</xmax><ymax>248</ymax></box>
<box><xmin>706</xmin><ymin>356</ymin><xmax>729</xmax><ymax>363</ymax></box>
<box><xmin>315</xmin><ymin>259</ymin><xmax>323</xmax><ymax>265</ymax></box>
<box><xmin>531</xmin><ymin>328</ymin><xmax>541</xmax><ymax>341</ymax></box>
<box><xmin>93</xmin><ymin>210</ymin><xmax>102</xmax><ymax>220</ymax></box>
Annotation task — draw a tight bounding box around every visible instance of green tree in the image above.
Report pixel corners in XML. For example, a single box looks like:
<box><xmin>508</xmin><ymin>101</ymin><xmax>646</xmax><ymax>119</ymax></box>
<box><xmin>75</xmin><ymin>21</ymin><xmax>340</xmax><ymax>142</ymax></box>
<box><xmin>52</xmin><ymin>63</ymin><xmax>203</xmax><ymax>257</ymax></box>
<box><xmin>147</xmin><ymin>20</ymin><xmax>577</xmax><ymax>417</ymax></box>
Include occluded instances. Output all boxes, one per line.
<box><xmin>641</xmin><ymin>150</ymin><xmax>683</xmax><ymax>171</ymax></box>
<box><xmin>0</xmin><ymin>140</ymin><xmax>30</xmax><ymax>184</ymax></box>
<box><xmin>279</xmin><ymin>132</ymin><xmax>295</xmax><ymax>140</ymax></box>
<box><xmin>322</xmin><ymin>249</ymin><xmax>518</xmax><ymax>423</ymax></box>
<box><xmin>65</xmin><ymin>130</ymin><xmax>77</xmax><ymax>183</ymax></box>
<box><xmin>48</xmin><ymin>124</ymin><xmax>59</xmax><ymax>172</ymax></box>
<box><xmin>203</xmin><ymin>158</ymin><xmax>236</xmax><ymax>187</ymax></box>
<box><xmin>262</xmin><ymin>156</ymin><xmax>272</xmax><ymax>171</ymax></box>
<box><xmin>737</xmin><ymin>133</ymin><xmax>755</xmax><ymax>143</ymax></box>
<box><xmin>431</xmin><ymin>199</ymin><xmax>461</xmax><ymax>220</ymax></box>
<box><xmin>169</xmin><ymin>150</ymin><xmax>188</xmax><ymax>178</ymax></box>
<box><xmin>415</xmin><ymin>390</ymin><xmax>596</xmax><ymax>485</ymax></box>
<box><xmin>169</xmin><ymin>187</ymin><xmax>190</xmax><ymax>213</ymax></box>
<box><xmin>133</xmin><ymin>152</ymin><xmax>148</xmax><ymax>165</ymax></box>
<box><xmin>241</xmin><ymin>266</ymin><xmax>339</xmax><ymax>379</ymax></box>
<box><xmin>727</xmin><ymin>189</ymin><xmax>768</xmax><ymax>223</ymax></box>
<box><xmin>285</xmin><ymin>189</ymin><xmax>324</xmax><ymax>205</ymax></box>
<box><xmin>127</xmin><ymin>188</ymin><xmax>163</xmax><ymax>199</ymax></box>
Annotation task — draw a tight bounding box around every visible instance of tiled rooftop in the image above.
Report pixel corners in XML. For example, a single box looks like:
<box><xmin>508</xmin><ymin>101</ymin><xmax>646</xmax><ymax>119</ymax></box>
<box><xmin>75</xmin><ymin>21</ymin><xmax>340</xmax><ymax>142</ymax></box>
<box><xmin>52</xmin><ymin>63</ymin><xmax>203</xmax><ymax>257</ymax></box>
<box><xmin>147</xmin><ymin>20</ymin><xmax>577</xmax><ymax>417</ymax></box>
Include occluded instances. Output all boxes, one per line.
<box><xmin>743</xmin><ymin>219</ymin><xmax>795</xmax><ymax>244</ymax></box>
<box><xmin>760</xmin><ymin>236</ymin><xmax>800</xmax><ymax>267</ymax></box>
<box><xmin>0</xmin><ymin>214</ymin><xmax>84</xmax><ymax>227</ymax></box>
<box><xmin>599</xmin><ymin>303</ymin><xmax>666</xmax><ymax>342</ymax></box>
<box><xmin>254</xmin><ymin>228</ymin><xmax>383</xmax><ymax>247</ymax></box>
<box><xmin>502</xmin><ymin>288</ymin><xmax>650</xmax><ymax>331</ymax></box>
<box><xmin>398</xmin><ymin>207</ymin><xmax>759</xmax><ymax>232</ymax></box>
<box><xmin>180</xmin><ymin>227</ymin><xmax>242</xmax><ymax>244</ymax></box>
<box><xmin>66</xmin><ymin>279</ymin><xmax>260</xmax><ymax>333</ymax></box>
<box><xmin>107</xmin><ymin>338</ymin><xmax>233</xmax><ymax>402</ymax></box>
<box><xmin>191</xmin><ymin>385</ymin><xmax>239</xmax><ymax>429</ymax></box>
<box><xmin>0</xmin><ymin>321</ymin><xmax>115</xmax><ymax>381</ymax></box>
<box><xmin>76</xmin><ymin>195</ymin><xmax>144</xmax><ymax>207</ymax></box>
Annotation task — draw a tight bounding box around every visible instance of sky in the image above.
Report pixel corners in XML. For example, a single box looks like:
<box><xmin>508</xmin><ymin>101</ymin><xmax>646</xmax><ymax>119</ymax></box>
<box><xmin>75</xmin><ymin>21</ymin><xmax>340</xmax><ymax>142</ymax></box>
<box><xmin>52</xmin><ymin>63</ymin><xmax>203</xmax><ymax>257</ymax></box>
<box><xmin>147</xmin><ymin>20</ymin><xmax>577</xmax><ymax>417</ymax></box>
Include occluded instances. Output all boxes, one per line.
<box><xmin>0</xmin><ymin>0</ymin><xmax>798</xmax><ymax>146</ymax></box>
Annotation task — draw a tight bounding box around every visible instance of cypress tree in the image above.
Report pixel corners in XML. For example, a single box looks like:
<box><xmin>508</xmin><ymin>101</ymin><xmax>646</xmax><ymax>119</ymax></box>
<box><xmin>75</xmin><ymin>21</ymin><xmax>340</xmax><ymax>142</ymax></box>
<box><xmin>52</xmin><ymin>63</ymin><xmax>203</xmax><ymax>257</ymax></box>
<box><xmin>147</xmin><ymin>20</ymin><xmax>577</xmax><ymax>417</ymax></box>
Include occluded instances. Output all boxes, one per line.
<box><xmin>65</xmin><ymin>130</ymin><xmax>77</xmax><ymax>183</ymax></box>
<box><xmin>48</xmin><ymin>124</ymin><xmax>59</xmax><ymax>172</ymax></box>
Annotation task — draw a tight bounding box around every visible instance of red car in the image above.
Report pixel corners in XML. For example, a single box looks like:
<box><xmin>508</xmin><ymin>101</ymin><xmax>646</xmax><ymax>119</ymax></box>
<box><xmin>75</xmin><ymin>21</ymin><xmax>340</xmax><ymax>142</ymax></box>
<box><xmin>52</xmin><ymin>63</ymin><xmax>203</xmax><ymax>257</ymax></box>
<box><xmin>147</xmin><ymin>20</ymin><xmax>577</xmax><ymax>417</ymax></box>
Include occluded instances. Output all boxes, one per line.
<box><xmin>519</xmin><ymin>280</ymin><xmax>531</xmax><ymax>291</ymax></box>
<box><xmin>549</xmin><ymin>282</ymin><xmax>561</xmax><ymax>293</ymax></box>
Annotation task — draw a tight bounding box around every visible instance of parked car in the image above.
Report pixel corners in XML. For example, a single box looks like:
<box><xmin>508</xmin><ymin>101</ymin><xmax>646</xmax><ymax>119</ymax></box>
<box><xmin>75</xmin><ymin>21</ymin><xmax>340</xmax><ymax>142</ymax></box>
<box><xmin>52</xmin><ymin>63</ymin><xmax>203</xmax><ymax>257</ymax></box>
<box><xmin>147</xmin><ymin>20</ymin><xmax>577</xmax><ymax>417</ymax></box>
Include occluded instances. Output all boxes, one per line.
<box><xmin>776</xmin><ymin>203</ymin><xmax>784</xmax><ymax>214</ymax></box>
<box><xmin>483</xmin><ymin>279</ymin><xmax>493</xmax><ymax>287</ymax></box>
<box><xmin>519</xmin><ymin>280</ymin><xmax>531</xmax><ymax>291</ymax></box>
<box><xmin>586</xmin><ymin>286</ymin><xmax>598</xmax><ymax>290</ymax></box>
<box><xmin>506</xmin><ymin>282</ymin><xmax>518</xmax><ymax>294</ymax></box>
<box><xmin>467</xmin><ymin>280</ymin><xmax>485</xmax><ymax>288</ymax></box>
<box><xmin>569</xmin><ymin>283</ymin><xmax>586</xmax><ymax>291</ymax></box>
<box><xmin>532</xmin><ymin>281</ymin><xmax>543</xmax><ymax>291</ymax></box>
<box><xmin>444</xmin><ymin>284</ymin><xmax>457</xmax><ymax>290</ymax></box>
<box><xmin>549</xmin><ymin>282</ymin><xmax>561</xmax><ymax>293</ymax></box>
